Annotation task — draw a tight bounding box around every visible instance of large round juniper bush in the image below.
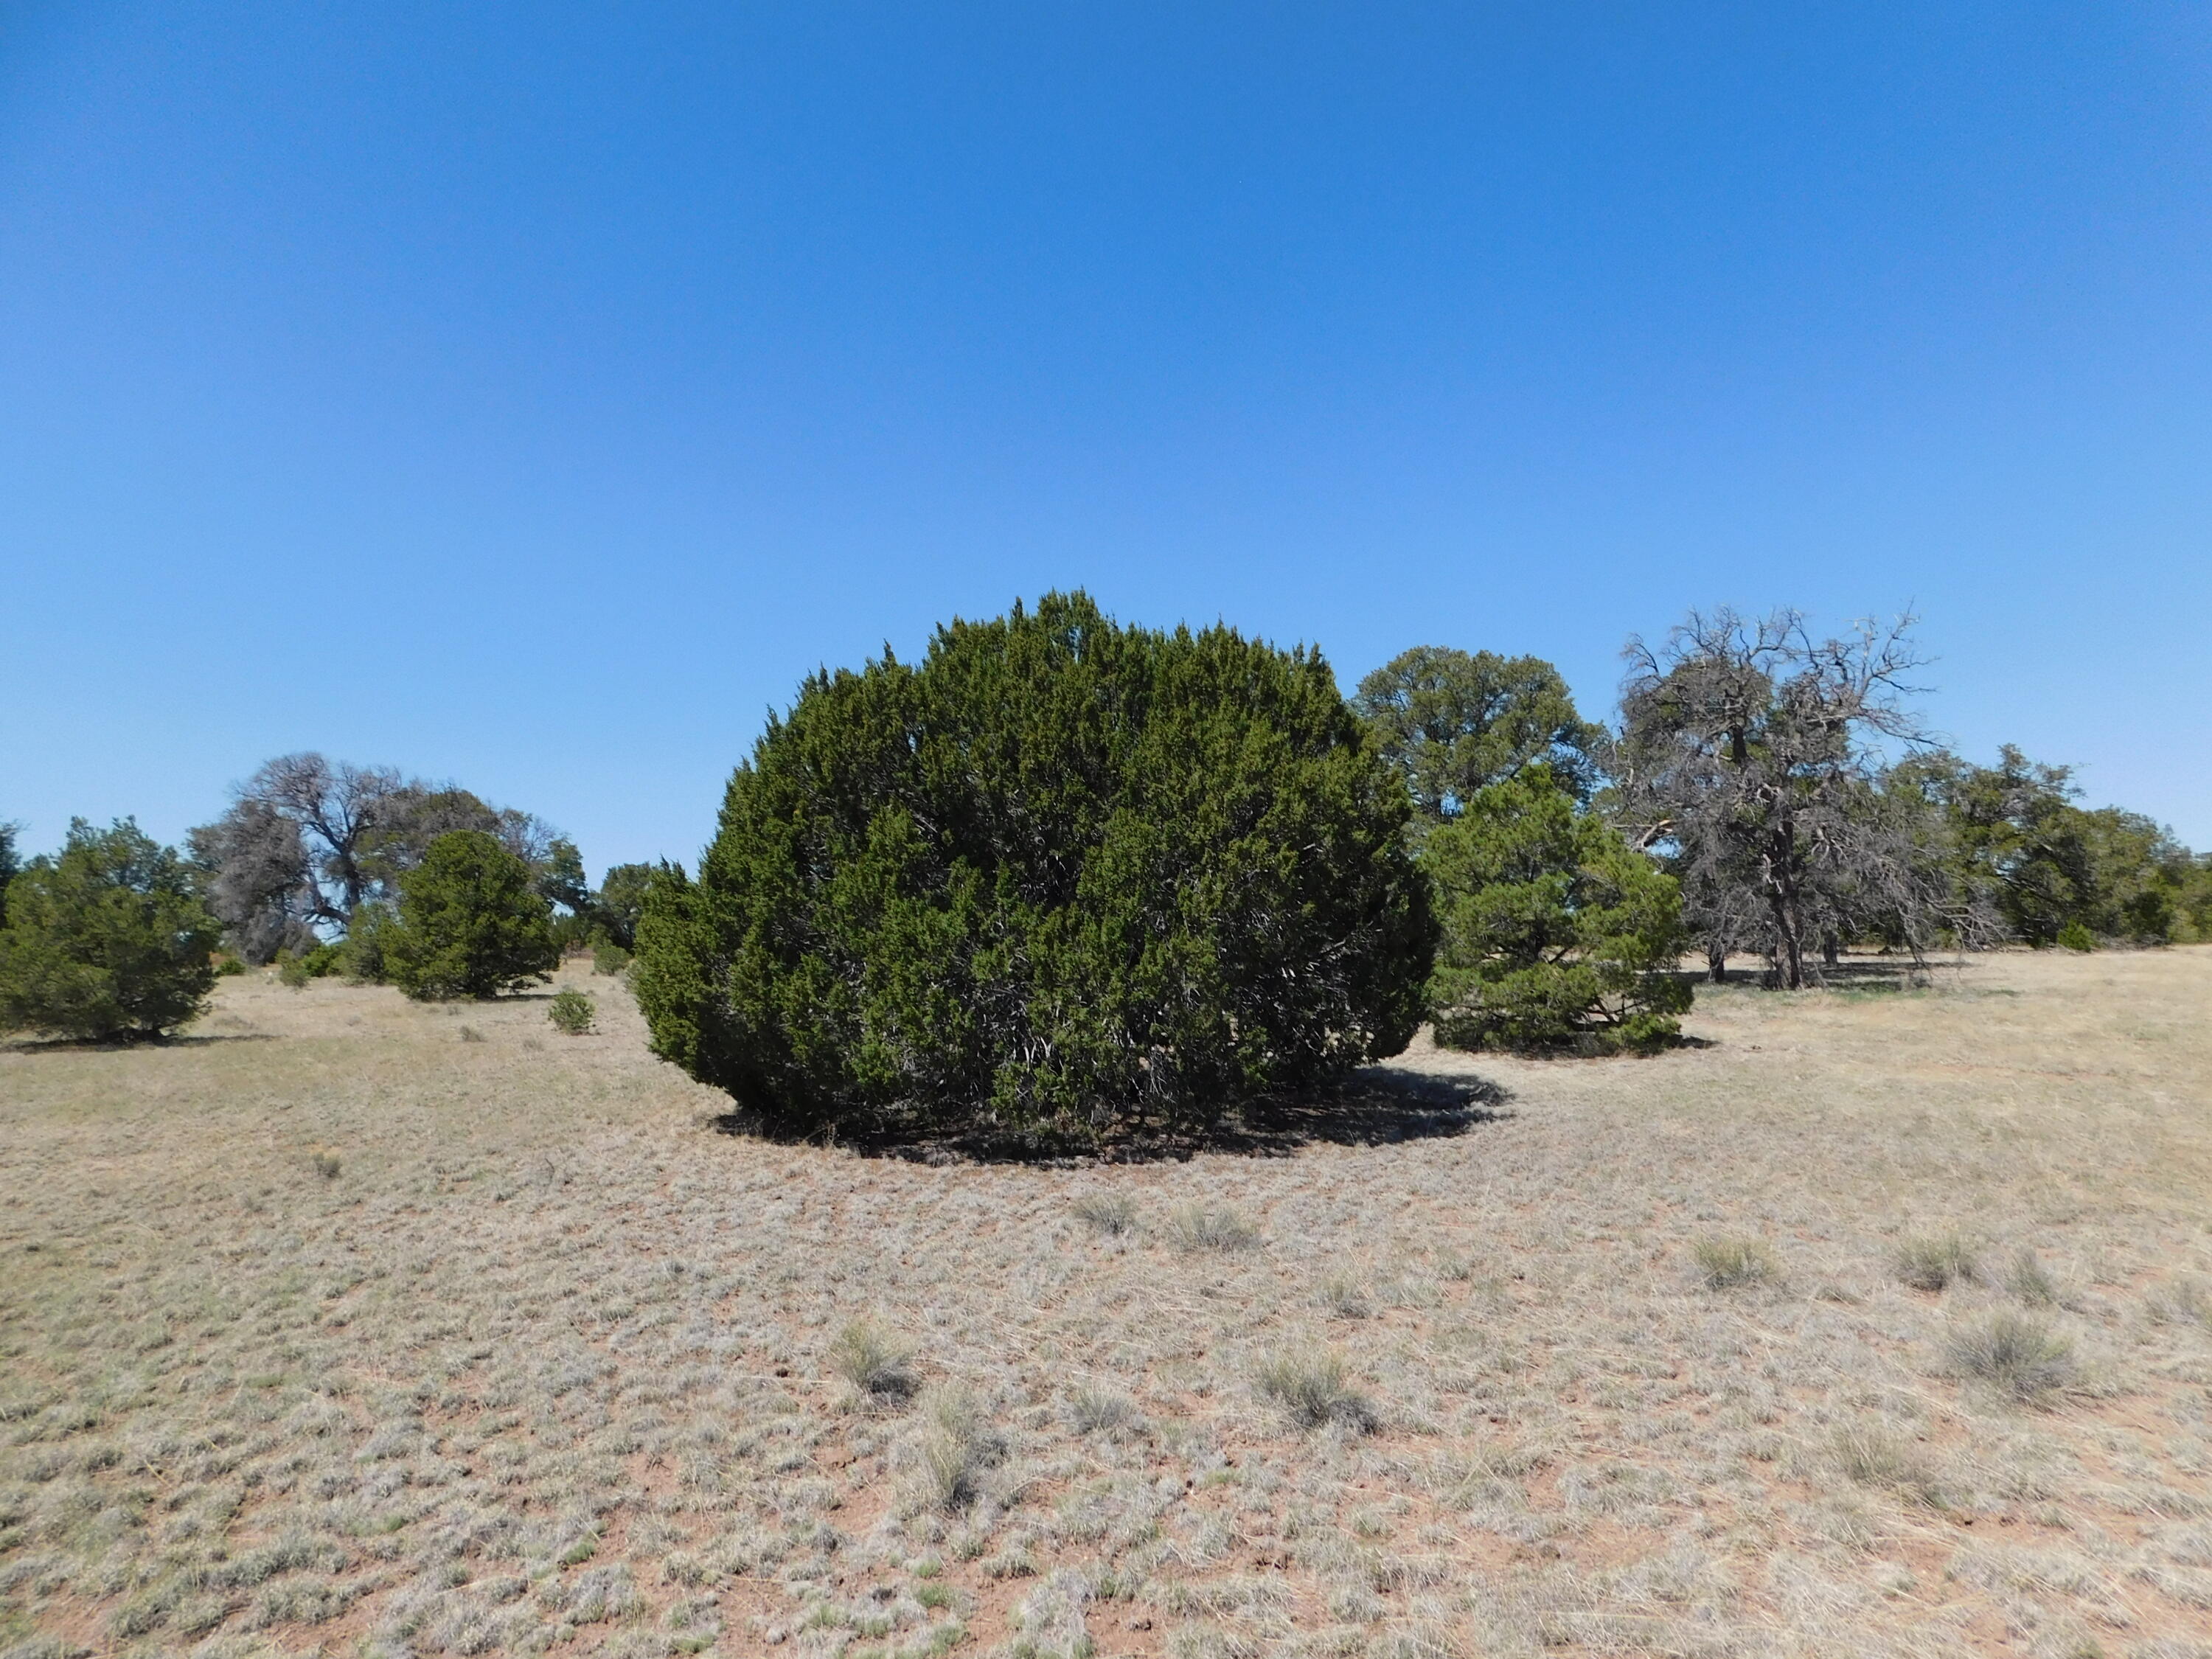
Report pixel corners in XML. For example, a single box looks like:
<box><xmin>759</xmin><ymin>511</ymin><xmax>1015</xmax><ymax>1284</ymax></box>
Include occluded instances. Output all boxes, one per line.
<box><xmin>635</xmin><ymin>591</ymin><xmax>1436</xmax><ymax>1140</ymax></box>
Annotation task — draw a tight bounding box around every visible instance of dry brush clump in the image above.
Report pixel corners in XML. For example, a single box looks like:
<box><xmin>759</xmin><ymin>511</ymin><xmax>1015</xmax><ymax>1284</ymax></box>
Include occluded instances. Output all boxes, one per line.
<box><xmin>1894</xmin><ymin>1230</ymin><xmax>1979</xmax><ymax>1291</ymax></box>
<box><xmin>1947</xmin><ymin>1309</ymin><xmax>2079</xmax><ymax>1402</ymax></box>
<box><xmin>1690</xmin><ymin>1234</ymin><xmax>1779</xmax><ymax>1290</ymax></box>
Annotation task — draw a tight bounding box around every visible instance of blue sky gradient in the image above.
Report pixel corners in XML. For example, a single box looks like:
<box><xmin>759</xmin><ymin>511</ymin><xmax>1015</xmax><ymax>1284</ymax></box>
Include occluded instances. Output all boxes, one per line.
<box><xmin>4</xmin><ymin>3</ymin><xmax>2208</xmax><ymax>874</ymax></box>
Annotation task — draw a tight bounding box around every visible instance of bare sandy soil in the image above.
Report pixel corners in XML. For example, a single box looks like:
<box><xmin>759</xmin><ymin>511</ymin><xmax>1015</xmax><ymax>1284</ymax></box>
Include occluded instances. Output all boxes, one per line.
<box><xmin>2</xmin><ymin>947</ymin><xmax>2211</xmax><ymax>1658</ymax></box>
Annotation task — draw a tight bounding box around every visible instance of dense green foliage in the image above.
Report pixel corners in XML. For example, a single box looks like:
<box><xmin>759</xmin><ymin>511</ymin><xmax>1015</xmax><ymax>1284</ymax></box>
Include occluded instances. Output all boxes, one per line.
<box><xmin>0</xmin><ymin>819</ymin><xmax>221</xmax><ymax>1040</ymax></box>
<box><xmin>594</xmin><ymin>863</ymin><xmax>655</xmax><ymax>950</ymax></box>
<box><xmin>382</xmin><ymin>831</ymin><xmax>559</xmax><ymax>1000</ymax></box>
<box><xmin>1425</xmin><ymin>767</ymin><xmax>1690</xmax><ymax>1052</ymax></box>
<box><xmin>1353</xmin><ymin>646</ymin><xmax>1607</xmax><ymax>817</ymax></box>
<box><xmin>0</xmin><ymin>821</ymin><xmax>20</xmax><ymax>929</ymax></box>
<box><xmin>547</xmin><ymin>987</ymin><xmax>596</xmax><ymax>1034</ymax></box>
<box><xmin>635</xmin><ymin>592</ymin><xmax>1435</xmax><ymax>1139</ymax></box>
<box><xmin>1899</xmin><ymin>745</ymin><xmax>2208</xmax><ymax>947</ymax></box>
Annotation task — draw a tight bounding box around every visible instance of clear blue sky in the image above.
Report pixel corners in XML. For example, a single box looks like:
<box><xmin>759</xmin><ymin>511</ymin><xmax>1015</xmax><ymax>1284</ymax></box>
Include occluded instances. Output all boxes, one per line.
<box><xmin>4</xmin><ymin>3</ymin><xmax>2208</xmax><ymax>874</ymax></box>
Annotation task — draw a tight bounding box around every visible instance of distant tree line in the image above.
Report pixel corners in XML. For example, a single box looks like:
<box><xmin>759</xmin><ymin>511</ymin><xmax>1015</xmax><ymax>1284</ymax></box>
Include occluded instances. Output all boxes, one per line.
<box><xmin>0</xmin><ymin>757</ymin><xmax>661</xmax><ymax>1039</ymax></box>
<box><xmin>1</xmin><ymin>597</ymin><xmax>2204</xmax><ymax>1083</ymax></box>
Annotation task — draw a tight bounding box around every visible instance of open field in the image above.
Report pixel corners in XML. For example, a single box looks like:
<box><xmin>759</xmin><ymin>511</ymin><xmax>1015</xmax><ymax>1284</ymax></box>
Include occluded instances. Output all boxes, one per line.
<box><xmin>3</xmin><ymin>950</ymin><xmax>2211</xmax><ymax>1658</ymax></box>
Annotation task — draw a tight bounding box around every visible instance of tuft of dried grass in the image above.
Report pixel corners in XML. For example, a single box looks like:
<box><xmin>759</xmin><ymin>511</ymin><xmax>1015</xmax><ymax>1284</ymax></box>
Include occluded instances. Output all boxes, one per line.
<box><xmin>1067</xmin><ymin>1384</ymin><xmax>1136</xmax><ymax>1435</ymax></box>
<box><xmin>1253</xmin><ymin>1349</ymin><xmax>1375</xmax><ymax>1433</ymax></box>
<box><xmin>1690</xmin><ymin>1235</ymin><xmax>1778</xmax><ymax>1290</ymax></box>
<box><xmin>2006</xmin><ymin>1247</ymin><xmax>2060</xmax><ymax>1307</ymax></box>
<box><xmin>1895</xmin><ymin>1231</ymin><xmax>1978</xmax><ymax>1292</ymax></box>
<box><xmin>1947</xmin><ymin>1310</ymin><xmax>2077</xmax><ymax>1402</ymax></box>
<box><xmin>1832</xmin><ymin>1422</ymin><xmax>1947</xmax><ymax>1507</ymax></box>
<box><xmin>1166</xmin><ymin>1202</ymin><xmax>1258</xmax><ymax>1252</ymax></box>
<box><xmin>1071</xmin><ymin>1192</ymin><xmax>1137</xmax><ymax>1236</ymax></box>
<box><xmin>1316</xmin><ymin>1272</ymin><xmax>1374</xmax><ymax>1318</ymax></box>
<box><xmin>827</xmin><ymin>1318</ymin><xmax>917</xmax><ymax>1399</ymax></box>
<box><xmin>900</xmin><ymin>1385</ymin><xmax>997</xmax><ymax>1513</ymax></box>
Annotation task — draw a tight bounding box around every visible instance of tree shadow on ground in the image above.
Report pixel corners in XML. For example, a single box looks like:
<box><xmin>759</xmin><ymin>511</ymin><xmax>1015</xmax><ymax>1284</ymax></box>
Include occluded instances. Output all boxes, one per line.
<box><xmin>1700</xmin><ymin>955</ymin><xmax>1966</xmax><ymax>995</ymax></box>
<box><xmin>707</xmin><ymin>1068</ymin><xmax>1513</xmax><ymax>1167</ymax></box>
<box><xmin>3</xmin><ymin>1032</ymin><xmax>280</xmax><ymax>1054</ymax></box>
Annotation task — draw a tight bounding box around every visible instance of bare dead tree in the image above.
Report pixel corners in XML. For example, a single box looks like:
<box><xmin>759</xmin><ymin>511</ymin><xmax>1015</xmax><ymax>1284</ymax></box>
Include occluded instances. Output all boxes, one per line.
<box><xmin>245</xmin><ymin>753</ymin><xmax>403</xmax><ymax>922</ymax></box>
<box><xmin>189</xmin><ymin>755</ymin><xmax>565</xmax><ymax>959</ymax></box>
<box><xmin>1612</xmin><ymin>608</ymin><xmax>1961</xmax><ymax>990</ymax></box>
<box><xmin>186</xmin><ymin>798</ymin><xmax>319</xmax><ymax>963</ymax></box>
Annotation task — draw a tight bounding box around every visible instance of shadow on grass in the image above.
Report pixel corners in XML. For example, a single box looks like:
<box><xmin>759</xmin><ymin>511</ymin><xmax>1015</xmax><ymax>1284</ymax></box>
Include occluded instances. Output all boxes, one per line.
<box><xmin>708</xmin><ymin>1067</ymin><xmax>1513</xmax><ymax>1167</ymax></box>
<box><xmin>3</xmin><ymin>1031</ymin><xmax>280</xmax><ymax>1054</ymax></box>
<box><xmin>1700</xmin><ymin>956</ymin><xmax>1966</xmax><ymax>995</ymax></box>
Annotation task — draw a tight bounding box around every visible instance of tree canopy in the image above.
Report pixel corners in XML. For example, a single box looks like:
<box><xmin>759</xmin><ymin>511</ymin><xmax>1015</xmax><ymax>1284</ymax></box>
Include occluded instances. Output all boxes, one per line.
<box><xmin>189</xmin><ymin>755</ymin><xmax>566</xmax><ymax>963</ymax></box>
<box><xmin>635</xmin><ymin>591</ymin><xmax>1435</xmax><ymax>1141</ymax></box>
<box><xmin>1352</xmin><ymin>646</ymin><xmax>1607</xmax><ymax>818</ymax></box>
<box><xmin>0</xmin><ymin>819</ymin><xmax>221</xmax><ymax>1040</ymax></box>
<box><xmin>1425</xmin><ymin>765</ymin><xmax>1690</xmax><ymax>1052</ymax></box>
<box><xmin>1609</xmin><ymin>608</ymin><xmax>1976</xmax><ymax>988</ymax></box>
<box><xmin>381</xmin><ymin>830</ymin><xmax>560</xmax><ymax>1000</ymax></box>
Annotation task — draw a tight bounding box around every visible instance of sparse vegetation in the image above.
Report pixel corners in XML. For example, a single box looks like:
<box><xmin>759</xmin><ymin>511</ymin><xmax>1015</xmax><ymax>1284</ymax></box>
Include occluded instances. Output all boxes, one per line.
<box><xmin>1895</xmin><ymin>1231</ymin><xmax>1979</xmax><ymax>1292</ymax></box>
<box><xmin>1691</xmin><ymin>1234</ymin><xmax>1779</xmax><ymax>1289</ymax></box>
<box><xmin>2</xmin><ymin>945</ymin><xmax>2209</xmax><ymax>1655</ymax></box>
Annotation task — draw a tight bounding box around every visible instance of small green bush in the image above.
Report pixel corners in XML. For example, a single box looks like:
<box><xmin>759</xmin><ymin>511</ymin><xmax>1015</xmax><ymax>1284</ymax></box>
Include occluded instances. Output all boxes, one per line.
<box><xmin>214</xmin><ymin>954</ymin><xmax>247</xmax><ymax>977</ymax></box>
<box><xmin>2056</xmin><ymin>920</ymin><xmax>2096</xmax><ymax>953</ymax></box>
<box><xmin>1425</xmin><ymin>765</ymin><xmax>1690</xmax><ymax>1054</ymax></box>
<box><xmin>0</xmin><ymin>819</ymin><xmax>221</xmax><ymax>1040</ymax></box>
<box><xmin>382</xmin><ymin>831</ymin><xmax>559</xmax><ymax>1001</ymax></box>
<box><xmin>339</xmin><ymin>903</ymin><xmax>395</xmax><ymax>984</ymax></box>
<box><xmin>591</xmin><ymin>941</ymin><xmax>630</xmax><ymax>976</ymax></box>
<box><xmin>276</xmin><ymin>943</ymin><xmax>343</xmax><ymax>989</ymax></box>
<box><xmin>548</xmin><ymin>988</ymin><xmax>596</xmax><ymax>1034</ymax></box>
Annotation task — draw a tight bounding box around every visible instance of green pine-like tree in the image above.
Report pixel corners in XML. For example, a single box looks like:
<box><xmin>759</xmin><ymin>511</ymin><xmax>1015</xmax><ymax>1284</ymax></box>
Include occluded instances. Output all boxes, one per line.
<box><xmin>0</xmin><ymin>819</ymin><xmax>223</xmax><ymax>1040</ymax></box>
<box><xmin>1425</xmin><ymin>766</ymin><xmax>1690</xmax><ymax>1053</ymax></box>
<box><xmin>633</xmin><ymin>591</ymin><xmax>1436</xmax><ymax>1141</ymax></box>
<box><xmin>382</xmin><ymin>830</ymin><xmax>559</xmax><ymax>1000</ymax></box>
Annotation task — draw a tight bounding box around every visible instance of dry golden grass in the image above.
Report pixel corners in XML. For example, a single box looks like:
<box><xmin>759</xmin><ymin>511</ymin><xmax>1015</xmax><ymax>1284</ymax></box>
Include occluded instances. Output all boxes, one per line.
<box><xmin>3</xmin><ymin>948</ymin><xmax>2211</xmax><ymax>1658</ymax></box>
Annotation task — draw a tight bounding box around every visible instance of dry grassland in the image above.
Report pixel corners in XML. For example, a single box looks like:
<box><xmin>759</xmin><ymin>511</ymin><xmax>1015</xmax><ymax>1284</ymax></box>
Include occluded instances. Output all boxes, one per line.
<box><xmin>4</xmin><ymin>949</ymin><xmax>2212</xmax><ymax>1658</ymax></box>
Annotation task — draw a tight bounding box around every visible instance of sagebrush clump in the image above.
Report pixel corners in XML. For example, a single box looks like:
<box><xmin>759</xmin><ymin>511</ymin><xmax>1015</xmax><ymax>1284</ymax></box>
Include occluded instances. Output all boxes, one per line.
<box><xmin>633</xmin><ymin>591</ymin><xmax>1436</xmax><ymax>1140</ymax></box>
